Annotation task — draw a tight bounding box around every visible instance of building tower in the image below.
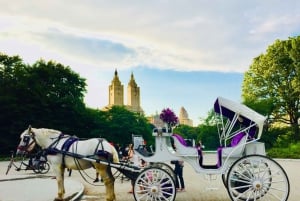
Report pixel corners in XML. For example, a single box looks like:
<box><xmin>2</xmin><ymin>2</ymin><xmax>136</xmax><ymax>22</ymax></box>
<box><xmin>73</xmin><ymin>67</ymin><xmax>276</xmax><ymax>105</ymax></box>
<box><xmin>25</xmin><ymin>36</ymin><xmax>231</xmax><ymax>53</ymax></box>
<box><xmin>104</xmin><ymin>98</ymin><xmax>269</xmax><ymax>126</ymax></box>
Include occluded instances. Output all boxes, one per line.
<box><xmin>108</xmin><ymin>69</ymin><xmax>124</xmax><ymax>106</ymax></box>
<box><xmin>127</xmin><ymin>72</ymin><xmax>144</xmax><ymax>114</ymax></box>
<box><xmin>127</xmin><ymin>72</ymin><xmax>140</xmax><ymax>110</ymax></box>
<box><xmin>179</xmin><ymin>107</ymin><xmax>193</xmax><ymax>126</ymax></box>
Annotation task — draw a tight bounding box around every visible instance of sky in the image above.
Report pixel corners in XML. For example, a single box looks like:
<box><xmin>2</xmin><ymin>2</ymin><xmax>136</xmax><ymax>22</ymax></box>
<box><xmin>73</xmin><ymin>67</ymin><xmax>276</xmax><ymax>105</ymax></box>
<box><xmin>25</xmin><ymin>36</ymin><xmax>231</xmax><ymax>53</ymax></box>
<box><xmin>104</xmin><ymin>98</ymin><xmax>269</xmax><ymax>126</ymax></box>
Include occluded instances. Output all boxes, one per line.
<box><xmin>0</xmin><ymin>1</ymin><xmax>299</xmax><ymax>126</ymax></box>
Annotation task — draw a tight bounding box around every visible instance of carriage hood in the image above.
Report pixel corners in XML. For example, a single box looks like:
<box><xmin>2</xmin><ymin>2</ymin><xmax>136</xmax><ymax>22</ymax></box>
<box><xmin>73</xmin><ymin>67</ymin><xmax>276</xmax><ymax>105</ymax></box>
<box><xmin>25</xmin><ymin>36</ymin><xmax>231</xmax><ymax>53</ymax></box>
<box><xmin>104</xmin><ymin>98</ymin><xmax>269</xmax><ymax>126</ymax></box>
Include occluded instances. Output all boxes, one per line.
<box><xmin>214</xmin><ymin>97</ymin><xmax>267</xmax><ymax>139</ymax></box>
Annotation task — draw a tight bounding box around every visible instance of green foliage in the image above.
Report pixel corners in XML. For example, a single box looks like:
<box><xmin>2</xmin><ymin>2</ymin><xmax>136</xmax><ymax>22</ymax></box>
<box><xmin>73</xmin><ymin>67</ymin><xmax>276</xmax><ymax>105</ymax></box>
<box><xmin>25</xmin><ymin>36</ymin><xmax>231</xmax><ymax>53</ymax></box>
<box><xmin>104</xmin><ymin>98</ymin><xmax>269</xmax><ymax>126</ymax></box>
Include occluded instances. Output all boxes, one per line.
<box><xmin>103</xmin><ymin>106</ymin><xmax>153</xmax><ymax>145</ymax></box>
<box><xmin>0</xmin><ymin>53</ymin><xmax>89</xmax><ymax>153</ymax></box>
<box><xmin>267</xmin><ymin>142</ymin><xmax>300</xmax><ymax>159</ymax></box>
<box><xmin>197</xmin><ymin>124</ymin><xmax>219</xmax><ymax>150</ymax></box>
<box><xmin>174</xmin><ymin>110</ymin><xmax>220</xmax><ymax>150</ymax></box>
<box><xmin>242</xmin><ymin>36</ymin><xmax>300</xmax><ymax>140</ymax></box>
<box><xmin>173</xmin><ymin>125</ymin><xmax>199</xmax><ymax>140</ymax></box>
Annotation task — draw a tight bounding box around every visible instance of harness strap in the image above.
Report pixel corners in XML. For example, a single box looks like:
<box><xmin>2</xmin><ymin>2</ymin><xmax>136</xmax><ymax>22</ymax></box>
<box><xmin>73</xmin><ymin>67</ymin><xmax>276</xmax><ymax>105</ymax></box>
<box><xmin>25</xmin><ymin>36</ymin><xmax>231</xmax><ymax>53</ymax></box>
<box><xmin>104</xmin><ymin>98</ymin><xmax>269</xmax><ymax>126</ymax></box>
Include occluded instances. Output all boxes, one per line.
<box><xmin>44</xmin><ymin>134</ymin><xmax>78</xmax><ymax>169</ymax></box>
<box><xmin>61</xmin><ymin>136</ymin><xmax>79</xmax><ymax>168</ymax></box>
<box><xmin>45</xmin><ymin>133</ymin><xmax>65</xmax><ymax>154</ymax></box>
<box><xmin>94</xmin><ymin>138</ymin><xmax>104</xmax><ymax>155</ymax></box>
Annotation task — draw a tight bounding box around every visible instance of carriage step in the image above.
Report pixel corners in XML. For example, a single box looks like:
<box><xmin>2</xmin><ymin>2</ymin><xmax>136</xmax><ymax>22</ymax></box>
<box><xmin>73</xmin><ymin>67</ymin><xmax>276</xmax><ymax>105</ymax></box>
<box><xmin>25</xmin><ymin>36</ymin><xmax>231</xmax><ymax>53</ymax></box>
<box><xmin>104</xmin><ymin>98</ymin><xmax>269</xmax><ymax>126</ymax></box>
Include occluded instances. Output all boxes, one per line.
<box><xmin>204</xmin><ymin>174</ymin><xmax>220</xmax><ymax>191</ymax></box>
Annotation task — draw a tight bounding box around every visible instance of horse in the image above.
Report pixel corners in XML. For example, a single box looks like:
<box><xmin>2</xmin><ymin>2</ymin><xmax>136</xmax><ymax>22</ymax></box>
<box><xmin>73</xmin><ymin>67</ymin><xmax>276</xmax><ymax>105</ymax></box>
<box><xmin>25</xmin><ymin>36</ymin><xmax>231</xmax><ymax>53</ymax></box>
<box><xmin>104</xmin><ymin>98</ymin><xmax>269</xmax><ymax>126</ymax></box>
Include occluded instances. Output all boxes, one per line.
<box><xmin>16</xmin><ymin>126</ymin><xmax>119</xmax><ymax>201</ymax></box>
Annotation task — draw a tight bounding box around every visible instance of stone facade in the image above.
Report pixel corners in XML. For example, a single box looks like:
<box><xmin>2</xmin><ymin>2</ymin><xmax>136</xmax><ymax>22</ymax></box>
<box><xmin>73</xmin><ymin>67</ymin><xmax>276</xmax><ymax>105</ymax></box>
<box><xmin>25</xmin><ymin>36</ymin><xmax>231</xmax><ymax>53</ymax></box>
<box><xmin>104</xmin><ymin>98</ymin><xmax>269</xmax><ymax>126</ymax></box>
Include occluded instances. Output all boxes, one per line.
<box><xmin>105</xmin><ymin>69</ymin><xmax>143</xmax><ymax>114</ymax></box>
<box><xmin>179</xmin><ymin>107</ymin><xmax>193</xmax><ymax>126</ymax></box>
<box><xmin>108</xmin><ymin>70</ymin><xmax>124</xmax><ymax>106</ymax></box>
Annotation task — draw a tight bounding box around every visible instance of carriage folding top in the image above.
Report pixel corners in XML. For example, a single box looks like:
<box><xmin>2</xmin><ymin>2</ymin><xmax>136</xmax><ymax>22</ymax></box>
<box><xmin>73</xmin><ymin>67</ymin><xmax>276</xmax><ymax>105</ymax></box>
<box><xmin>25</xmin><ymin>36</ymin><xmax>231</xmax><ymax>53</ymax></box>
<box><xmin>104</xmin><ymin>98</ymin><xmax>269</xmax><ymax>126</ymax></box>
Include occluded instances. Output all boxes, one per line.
<box><xmin>214</xmin><ymin>97</ymin><xmax>267</xmax><ymax>147</ymax></box>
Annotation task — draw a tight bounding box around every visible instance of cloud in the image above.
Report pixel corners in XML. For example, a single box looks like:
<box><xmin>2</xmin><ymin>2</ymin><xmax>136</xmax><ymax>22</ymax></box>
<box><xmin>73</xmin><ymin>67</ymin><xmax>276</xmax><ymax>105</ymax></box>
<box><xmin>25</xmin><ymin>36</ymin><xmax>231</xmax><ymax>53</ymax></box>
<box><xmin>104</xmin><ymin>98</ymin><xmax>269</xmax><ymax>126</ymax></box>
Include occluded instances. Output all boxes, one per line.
<box><xmin>0</xmin><ymin>0</ymin><xmax>299</xmax><ymax>74</ymax></box>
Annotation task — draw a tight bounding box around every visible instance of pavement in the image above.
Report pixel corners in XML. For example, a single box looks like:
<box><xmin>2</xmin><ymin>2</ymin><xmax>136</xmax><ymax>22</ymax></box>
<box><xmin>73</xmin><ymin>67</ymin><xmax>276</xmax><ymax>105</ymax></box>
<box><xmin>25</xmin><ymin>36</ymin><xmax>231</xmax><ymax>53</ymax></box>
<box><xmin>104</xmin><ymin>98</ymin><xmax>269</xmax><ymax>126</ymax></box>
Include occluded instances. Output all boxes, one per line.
<box><xmin>0</xmin><ymin>161</ymin><xmax>84</xmax><ymax>201</ymax></box>
<box><xmin>1</xmin><ymin>157</ymin><xmax>300</xmax><ymax>201</ymax></box>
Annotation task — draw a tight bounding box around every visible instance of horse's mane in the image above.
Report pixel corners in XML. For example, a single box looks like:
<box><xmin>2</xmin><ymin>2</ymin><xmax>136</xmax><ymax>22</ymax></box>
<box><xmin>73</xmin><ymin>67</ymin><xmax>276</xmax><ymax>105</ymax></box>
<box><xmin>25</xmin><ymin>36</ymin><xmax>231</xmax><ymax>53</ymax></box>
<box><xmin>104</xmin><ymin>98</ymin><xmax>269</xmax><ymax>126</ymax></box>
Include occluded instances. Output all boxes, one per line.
<box><xmin>32</xmin><ymin>128</ymin><xmax>62</xmax><ymax>136</ymax></box>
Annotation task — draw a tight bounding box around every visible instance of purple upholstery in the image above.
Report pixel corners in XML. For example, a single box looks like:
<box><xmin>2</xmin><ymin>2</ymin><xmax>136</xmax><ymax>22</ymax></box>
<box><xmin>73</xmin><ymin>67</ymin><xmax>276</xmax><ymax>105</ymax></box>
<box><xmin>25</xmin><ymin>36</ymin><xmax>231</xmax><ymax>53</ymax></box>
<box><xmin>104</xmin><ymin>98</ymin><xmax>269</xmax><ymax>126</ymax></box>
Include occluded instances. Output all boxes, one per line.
<box><xmin>214</xmin><ymin>98</ymin><xmax>253</xmax><ymax>129</ymax></box>
<box><xmin>230</xmin><ymin>132</ymin><xmax>245</xmax><ymax>147</ymax></box>
<box><xmin>249</xmin><ymin>127</ymin><xmax>257</xmax><ymax>138</ymax></box>
<box><xmin>216</xmin><ymin>132</ymin><xmax>245</xmax><ymax>167</ymax></box>
<box><xmin>172</xmin><ymin>134</ymin><xmax>187</xmax><ymax>146</ymax></box>
<box><xmin>217</xmin><ymin>147</ymin><xmax>222</xmax><ymax>167</ymax></box>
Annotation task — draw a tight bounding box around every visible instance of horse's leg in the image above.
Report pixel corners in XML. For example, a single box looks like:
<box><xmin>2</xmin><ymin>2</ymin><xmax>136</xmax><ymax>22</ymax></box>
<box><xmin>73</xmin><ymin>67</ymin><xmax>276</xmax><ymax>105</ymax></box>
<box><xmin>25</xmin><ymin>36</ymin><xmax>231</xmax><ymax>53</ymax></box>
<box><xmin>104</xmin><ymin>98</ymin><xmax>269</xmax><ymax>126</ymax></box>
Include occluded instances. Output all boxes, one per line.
<box><xmin>96</xmin><ymin>163</ymin><xmax>116</xmax><ymax>201</ymax></box>
<box><xmin>52</xmin><ymin>164</ymin><xmax>65</xmax><ymax>201</ymax></box>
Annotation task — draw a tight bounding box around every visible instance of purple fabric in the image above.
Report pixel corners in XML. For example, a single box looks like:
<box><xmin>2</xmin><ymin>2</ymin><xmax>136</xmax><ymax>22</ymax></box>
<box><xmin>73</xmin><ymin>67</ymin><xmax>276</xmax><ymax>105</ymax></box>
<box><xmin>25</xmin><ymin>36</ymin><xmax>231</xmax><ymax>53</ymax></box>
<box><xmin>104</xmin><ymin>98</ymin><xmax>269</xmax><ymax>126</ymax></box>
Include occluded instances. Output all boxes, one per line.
<box><xmin>217</xmin><ymin>147</ymin><xmax>222</xmax><ymax>167</ymax></box>
<box><xmin>172</xmin><ymin>134</ymin><xmax>187</xmax><ymax>146</ymax></box>
<box><xmin>230</xmin><ymin>132</ymin><xmax>245</xmax><ymax>147</ymax></box>
<box><xmin>249</xmin><ymin>127</ymin><xmax>257</xmax><ymax>138</ymax></box>
<box><xmin>214</xmin><ymin>98</ymin><xmax>252</xmax><ymax>128</ymax></box>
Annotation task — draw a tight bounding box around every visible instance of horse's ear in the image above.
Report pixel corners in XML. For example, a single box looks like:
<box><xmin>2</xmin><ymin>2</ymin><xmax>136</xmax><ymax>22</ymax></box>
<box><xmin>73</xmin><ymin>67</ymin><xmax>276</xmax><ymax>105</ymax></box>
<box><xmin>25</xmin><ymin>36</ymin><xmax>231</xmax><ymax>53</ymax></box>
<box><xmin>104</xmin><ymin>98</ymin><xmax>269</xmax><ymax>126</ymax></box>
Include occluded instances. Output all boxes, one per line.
<box><xmin>28</xmin><ymin>125</ymin><xmax>32</xmax><ymax>134</ymax></box>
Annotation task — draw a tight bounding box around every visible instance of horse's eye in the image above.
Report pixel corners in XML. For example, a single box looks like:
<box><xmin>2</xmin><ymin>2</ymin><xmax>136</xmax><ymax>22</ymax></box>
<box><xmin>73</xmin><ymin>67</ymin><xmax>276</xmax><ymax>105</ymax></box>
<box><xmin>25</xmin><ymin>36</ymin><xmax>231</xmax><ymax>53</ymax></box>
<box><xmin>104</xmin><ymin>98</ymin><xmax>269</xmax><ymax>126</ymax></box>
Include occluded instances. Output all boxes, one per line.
<box><xmin>23</xmin><ymin>136</ymin><xmax>30</xmax><ymax>143</ymax></box>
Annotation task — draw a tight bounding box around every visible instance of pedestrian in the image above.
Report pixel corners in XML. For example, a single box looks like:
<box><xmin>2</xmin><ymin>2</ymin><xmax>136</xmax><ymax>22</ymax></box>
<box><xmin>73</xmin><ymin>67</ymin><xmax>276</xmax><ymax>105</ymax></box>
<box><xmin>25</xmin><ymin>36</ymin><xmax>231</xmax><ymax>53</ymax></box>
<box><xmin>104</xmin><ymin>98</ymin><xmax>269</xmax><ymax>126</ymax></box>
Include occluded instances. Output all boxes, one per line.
<box><xmin>127</xmin><ymin>143</ymin><xmax>134</xmax><ymax>160</ymax></box>
<box><xmin>127</xmin><ymin>144</ymin><xmax>138</xmax><ymax>193</ymax></box>
<box><xmin>171</xmin><ymin>160</ymin><xmax>185</xmax><ymax>192</ymax></box>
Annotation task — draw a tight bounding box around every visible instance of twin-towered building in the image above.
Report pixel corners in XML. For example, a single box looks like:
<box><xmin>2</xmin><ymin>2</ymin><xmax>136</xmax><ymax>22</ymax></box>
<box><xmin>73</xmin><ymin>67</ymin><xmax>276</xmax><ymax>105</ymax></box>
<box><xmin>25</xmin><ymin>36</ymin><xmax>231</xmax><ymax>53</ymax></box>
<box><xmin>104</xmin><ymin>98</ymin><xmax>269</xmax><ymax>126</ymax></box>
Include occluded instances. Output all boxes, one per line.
<box><xmin>105</xmin><ymin>69</ymin><xmax>193</xmax><ymax>127</ymax></box>
<box><xmin>104</xmin><ymin>69</ymin><xmax>144</xmax><ymax>114</ymax></box>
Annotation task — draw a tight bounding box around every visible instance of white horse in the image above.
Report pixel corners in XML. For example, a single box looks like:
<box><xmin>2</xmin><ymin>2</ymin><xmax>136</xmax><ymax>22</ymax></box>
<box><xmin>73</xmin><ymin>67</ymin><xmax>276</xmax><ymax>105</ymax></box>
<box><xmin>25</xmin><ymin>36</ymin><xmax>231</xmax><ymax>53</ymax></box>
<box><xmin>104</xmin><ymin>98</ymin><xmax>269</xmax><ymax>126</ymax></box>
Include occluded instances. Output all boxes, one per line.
<box><xmin>16</xmin><ymin>126</ymin><xmax>119</xmax><ymax>201</ymax></box>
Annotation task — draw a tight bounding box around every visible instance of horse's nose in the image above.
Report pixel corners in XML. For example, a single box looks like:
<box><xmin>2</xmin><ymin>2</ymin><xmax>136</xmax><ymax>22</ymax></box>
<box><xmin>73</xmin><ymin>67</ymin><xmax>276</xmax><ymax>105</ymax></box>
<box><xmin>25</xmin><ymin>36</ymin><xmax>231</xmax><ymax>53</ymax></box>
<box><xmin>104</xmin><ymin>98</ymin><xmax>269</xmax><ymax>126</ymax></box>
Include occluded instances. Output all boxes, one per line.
<box><xmin>16</xmin><ymin>149</ymin><xmax>23</xmax><ymax>155</ymax></box>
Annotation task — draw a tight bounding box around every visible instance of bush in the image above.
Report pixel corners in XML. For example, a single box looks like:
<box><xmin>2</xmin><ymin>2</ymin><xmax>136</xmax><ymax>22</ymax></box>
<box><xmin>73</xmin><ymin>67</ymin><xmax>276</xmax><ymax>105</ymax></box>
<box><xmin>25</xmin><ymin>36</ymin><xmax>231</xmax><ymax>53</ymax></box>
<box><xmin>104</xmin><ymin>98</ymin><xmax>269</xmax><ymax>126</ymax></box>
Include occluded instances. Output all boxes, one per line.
<box><xmin>267</xmin><ymin>142</ymin><xmax>300</xmax><ymax>159</ymax></box>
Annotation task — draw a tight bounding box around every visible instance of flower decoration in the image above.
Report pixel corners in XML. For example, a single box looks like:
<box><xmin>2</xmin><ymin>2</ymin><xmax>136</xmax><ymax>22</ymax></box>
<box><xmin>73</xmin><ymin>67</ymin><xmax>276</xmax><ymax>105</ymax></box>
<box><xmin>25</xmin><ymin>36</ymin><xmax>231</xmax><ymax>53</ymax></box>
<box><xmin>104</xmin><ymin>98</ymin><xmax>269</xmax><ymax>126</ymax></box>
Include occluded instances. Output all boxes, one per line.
<box><xmin>159</xmin><ymin>108</ymin><xmax>178</xmax><ymax>127</ymax></box>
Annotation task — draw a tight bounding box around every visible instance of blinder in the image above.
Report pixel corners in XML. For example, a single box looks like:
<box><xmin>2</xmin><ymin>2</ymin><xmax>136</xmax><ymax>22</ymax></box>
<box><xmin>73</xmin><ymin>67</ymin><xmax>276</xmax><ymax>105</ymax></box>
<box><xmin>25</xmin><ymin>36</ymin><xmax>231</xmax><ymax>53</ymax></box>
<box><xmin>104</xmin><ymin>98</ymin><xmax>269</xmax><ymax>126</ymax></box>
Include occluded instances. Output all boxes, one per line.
<box><xmin>22</xmin><ymin>135</ymin><xmax>31</xmax><ymax>144</ymax></box>
<box><xmin>17</xmin><ymin>131</ymin><xmax>36</xmax><ymax>154</ymax></box>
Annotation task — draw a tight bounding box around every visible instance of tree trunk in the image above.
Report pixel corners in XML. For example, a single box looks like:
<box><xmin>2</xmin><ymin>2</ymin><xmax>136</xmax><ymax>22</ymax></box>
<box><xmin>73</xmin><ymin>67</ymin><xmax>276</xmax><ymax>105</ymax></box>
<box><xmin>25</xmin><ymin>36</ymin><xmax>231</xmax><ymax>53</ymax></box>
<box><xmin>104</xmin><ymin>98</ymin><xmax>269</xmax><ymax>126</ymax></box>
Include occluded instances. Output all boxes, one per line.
<box><xmin>292</xmin><ymin>122</ymin><xmax>300</xmax><ymax>141</ymax></box>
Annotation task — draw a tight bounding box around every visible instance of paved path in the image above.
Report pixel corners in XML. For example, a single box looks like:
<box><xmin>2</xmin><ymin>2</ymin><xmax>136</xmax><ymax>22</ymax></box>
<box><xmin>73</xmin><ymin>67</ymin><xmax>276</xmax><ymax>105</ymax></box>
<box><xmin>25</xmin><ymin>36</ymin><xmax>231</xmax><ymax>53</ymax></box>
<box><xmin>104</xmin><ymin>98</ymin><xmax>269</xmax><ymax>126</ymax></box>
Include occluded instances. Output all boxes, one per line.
<box><xmin>1</xmin><ymin>156</ymin><xmax>299</xmax><ymax>201</ymax></box>
<box><xmin>0</xmin><ymin>161</ymin><xmax>83</xmax><ymax>201</ymax></box>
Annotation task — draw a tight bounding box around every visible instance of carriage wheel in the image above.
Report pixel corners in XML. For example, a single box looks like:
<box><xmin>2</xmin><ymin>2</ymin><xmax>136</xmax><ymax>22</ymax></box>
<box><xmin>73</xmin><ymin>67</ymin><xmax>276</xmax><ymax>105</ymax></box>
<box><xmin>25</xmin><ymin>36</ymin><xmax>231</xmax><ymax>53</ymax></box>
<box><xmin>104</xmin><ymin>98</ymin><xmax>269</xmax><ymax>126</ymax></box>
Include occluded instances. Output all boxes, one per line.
<box><xmin>133</xmin><ymin>167</ymin><xmax>176</xmax><ymax>201</ymax></box>
<box><xmin>222</xmin><ymin>173</ymin><xmax>228</xmax><ymax>188</ymax></box>
<box><xmin>150</xmin><ymin>162</ymin><xmax>176</xmax><ymax>182</ymax></box>
<box><xmin>33</xmin><ymin>162</ymin><xmax>50</xmax><ymax>174</ymax></box>
<box><xmin>226</xmin><ymin>155</ymin><xmax>289</xmax><ymax>201</ymax></box>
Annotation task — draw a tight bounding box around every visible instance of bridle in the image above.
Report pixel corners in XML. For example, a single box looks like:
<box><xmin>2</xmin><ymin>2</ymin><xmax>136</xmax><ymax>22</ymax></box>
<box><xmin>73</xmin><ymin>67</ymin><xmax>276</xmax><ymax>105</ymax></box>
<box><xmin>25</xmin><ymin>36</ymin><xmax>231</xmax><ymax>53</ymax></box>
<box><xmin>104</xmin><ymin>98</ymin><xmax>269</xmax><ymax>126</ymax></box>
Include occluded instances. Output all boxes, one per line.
<box><xmin>17</xmin><ymin>126</ymin><xmax>36</xmax><ymax>153</ymax></box>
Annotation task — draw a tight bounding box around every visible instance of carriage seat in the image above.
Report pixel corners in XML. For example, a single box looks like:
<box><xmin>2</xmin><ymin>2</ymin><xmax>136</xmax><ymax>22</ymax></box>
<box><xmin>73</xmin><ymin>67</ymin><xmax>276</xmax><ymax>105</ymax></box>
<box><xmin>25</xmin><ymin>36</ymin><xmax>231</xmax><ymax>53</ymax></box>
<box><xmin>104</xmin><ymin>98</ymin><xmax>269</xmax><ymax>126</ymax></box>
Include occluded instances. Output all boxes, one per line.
<box><xmin>171</xmin><ymin>134</ymin><xmax>198</xmax><ymax>156</ymax></box>
<box><xmin>217</xmin><ymin>132</ymin><xmax>247</xmax><ymax>167</ymax></box>
<box><xmin>135</xmin><ymin>145</ymin><xmax>154</xmax><ymax>157</ymax></box>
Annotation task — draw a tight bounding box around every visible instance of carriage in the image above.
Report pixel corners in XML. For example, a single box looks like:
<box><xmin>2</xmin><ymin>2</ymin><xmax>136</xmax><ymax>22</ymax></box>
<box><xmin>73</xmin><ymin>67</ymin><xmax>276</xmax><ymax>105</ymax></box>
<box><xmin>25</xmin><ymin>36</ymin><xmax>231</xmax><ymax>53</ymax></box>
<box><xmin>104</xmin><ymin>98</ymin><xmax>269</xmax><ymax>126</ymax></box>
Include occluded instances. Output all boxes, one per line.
<box><xmin>131</xmin><ymin>97</ymin><xmax>290</xmax><ymax>201</ymax></box>
<box><xmin>15</xmin><ymin>97</ymin><xmax>290</xmax><ymax>201</ymax></box>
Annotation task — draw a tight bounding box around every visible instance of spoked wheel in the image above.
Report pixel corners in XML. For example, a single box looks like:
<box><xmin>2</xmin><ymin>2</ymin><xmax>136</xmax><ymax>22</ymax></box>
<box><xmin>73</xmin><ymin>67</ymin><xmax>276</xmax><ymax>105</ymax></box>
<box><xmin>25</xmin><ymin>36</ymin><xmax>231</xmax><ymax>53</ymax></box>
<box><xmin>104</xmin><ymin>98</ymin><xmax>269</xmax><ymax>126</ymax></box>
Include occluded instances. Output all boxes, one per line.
<box><xmin>222</xmin><ymin>173</ymin><xmax>227</xmax><ymax>188</ymax></box>
<box><xmin>33</xmin><ymin>162</ymin><xmax>50</xmax><ymax>174</ymax></box>
<box><xmin>150</xmin><ymin>162</ymin><xmax>176</xmax><ymax>182</ymax></box>
<box><xmin>133</xmin><ymin>167</ymin><xmax>176</xmax><ymax>201</ymax></box>
<box><xmin>227</xmin><ymin>155</ymin><xmax>289</xmax><ymax>201</ymax></box>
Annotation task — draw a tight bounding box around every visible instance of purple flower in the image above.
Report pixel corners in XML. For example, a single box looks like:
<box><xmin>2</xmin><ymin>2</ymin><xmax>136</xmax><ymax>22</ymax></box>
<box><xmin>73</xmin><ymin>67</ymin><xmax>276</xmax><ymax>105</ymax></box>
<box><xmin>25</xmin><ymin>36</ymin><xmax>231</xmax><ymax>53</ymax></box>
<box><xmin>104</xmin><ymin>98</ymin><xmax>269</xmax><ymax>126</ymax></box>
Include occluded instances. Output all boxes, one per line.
<box><xmin>160</xmin><ymin>108</ymin><xmax>178</xmax><ymax>127</ymax></box>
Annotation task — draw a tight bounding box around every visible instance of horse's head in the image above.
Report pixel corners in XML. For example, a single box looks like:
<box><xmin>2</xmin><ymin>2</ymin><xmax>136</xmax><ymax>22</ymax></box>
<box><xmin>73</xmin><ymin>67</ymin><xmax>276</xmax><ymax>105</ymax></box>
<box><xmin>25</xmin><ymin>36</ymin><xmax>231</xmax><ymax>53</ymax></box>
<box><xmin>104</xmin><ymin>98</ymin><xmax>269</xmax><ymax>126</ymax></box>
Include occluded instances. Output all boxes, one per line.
<box><xmin>16</xmin><ymin>125</ymin><xmax>36</xmax><ymax>155</ymax></box>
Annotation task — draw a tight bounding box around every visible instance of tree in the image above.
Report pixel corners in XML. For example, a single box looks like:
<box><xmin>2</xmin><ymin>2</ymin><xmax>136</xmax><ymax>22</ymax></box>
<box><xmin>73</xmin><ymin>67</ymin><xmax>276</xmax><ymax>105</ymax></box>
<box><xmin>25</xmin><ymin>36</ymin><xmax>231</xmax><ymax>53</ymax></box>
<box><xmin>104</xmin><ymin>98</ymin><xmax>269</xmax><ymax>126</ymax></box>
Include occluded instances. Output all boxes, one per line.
<box><xmin>26</xmin><ymin>59</ymin><xmax>87</xmax><ymax>132</ymax></box>
<box><xmin>159</xmin><ymin>108</ymin><xmax>178</xmax><ymax>130</ymax></box>
<box><xmin>0</xmin><ymin>53</ymin><xmax>29</xmax><ymax>153</ymax></box>
<box><xmin>173</xmin><ymin>124</ymin><xmax>200</xmax><ymax>146</ymax></box>
<box><xmin>242</xmin><ymin>36</ymin><xmax>300</xmax><ymax>140</ymax></box>
<box><xmin>0</xmin><ymin>54</ymin><xmax>88</xmax><ymax>153</ymax></box>
<box><xmin>104</xmin><ymin>106</ymin><xmax>152</xmax><ymax>145</ymax></box>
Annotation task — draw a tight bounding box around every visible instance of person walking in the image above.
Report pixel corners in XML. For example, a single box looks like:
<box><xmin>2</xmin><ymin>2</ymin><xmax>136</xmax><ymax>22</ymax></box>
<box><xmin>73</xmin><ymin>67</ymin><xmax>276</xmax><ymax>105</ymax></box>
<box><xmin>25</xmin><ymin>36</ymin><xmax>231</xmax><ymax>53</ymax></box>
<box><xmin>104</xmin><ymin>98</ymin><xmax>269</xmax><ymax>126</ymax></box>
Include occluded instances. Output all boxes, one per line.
<box><xmin>171</xmin><ymin>160</ymin><xmax>185</xmax><ymax>192</ymax></box>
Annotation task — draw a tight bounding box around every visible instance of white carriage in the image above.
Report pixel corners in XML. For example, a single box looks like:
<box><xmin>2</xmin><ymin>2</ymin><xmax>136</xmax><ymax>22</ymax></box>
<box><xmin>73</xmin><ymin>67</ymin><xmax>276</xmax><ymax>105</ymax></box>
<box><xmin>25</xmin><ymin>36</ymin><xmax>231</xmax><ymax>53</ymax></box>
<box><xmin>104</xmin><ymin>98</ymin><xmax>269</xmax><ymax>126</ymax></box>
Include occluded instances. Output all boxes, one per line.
<box><xmin>132</xmin><ymin>97</ymin><xmax>290</xmax><ymax>201</ymax></box>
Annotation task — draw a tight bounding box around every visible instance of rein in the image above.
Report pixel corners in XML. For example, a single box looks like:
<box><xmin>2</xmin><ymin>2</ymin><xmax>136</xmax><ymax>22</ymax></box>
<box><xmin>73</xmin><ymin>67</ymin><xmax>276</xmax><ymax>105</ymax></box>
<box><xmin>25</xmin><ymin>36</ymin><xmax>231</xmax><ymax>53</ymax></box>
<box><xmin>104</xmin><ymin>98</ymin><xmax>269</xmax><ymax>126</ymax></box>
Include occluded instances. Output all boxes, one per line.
<box><xmin>70</xmin><ymin>138</ymin><xmax>108</xmax><ymax>186</ymax></box>
<box><xmin>72</xmin><ymin>142</ymin><xmax>103</xmax><ymax>186</ymax></box>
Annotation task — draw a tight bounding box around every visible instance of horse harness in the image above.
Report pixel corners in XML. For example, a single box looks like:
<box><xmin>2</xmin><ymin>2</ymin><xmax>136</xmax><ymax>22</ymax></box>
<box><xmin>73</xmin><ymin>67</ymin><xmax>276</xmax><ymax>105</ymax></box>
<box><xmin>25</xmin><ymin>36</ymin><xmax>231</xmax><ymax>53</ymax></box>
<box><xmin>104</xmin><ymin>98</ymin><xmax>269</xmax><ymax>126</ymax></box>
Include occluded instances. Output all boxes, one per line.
<box><xmin>44</xmin><ymin>134</ymin><xmax>113</xmax><ymax>168</ymax></box>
